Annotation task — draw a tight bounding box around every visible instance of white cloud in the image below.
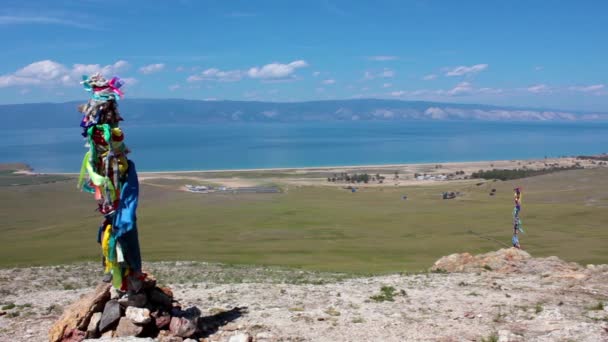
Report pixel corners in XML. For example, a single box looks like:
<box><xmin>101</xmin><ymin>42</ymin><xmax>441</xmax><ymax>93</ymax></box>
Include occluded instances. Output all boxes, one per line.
<box><xmin>187</xmin><ymin>60</ymin><xmax>308</xmax><ymax>83</ymax></box>
<box><xmin>168</xmin><ymin>84</ymin><xmax>180</xmax><ymax>91</ymax></box>
<box><xmin>364</xmin><ymin>68</ymin><xmax>395</xmax><ymax>80</ymax></box>
<box><xmin>390</xmin><ymin>89</ymin><xmax>435</xmax><ymax>97</ymax></box>
<box><xmin>139</xmin><ymin>63</ymin><xmax>165</xmax><ymax>74</ymax></box>
<box><xmin>187</xmin><ymin>68</ymin><xmax>243</xmax><ymax>82</ymax></box>
<box><xmin>312</xmin><ymin>71</ymin><xmax>321</xmax><ymax>77</ymax></box>
<box><xmin>322</xmin><ymin>79</ymin><xmax>336</xmax><ymax>85</ymax></box>
<box><xmin>527</xmin><ymin>84</ymin><xmax>550</xmax><ymax>94</ymax></box>
<box><xmin>441</xmin><ymin>82</ymin><xmax>502</xmax><ymax>96</ymax></box>
<box><xmin>382</xmin><ymin>83</ymin><xmax>392</xmax><ymax>88</ymax></box>
<box><xmin>389</xmin><ymin>82</ymin><xmax>502</xmax><ymax>99</ymax></box>
<box><xmin>425</xmin><ymin>107</ymin><xmax>447</xmax><ymax>119</ymax></box>
<box><xmin>367</xmin><ymin>55</ymin><xmax>398</xmax><ymax>61</ymax></box>
<box><xmin>445</xmin><ymin>64</ymin><xmax>488</xmax><ymax>77</ymax></box>
<box><xmin>71</xmin><ymin>60</ymin><xmax>130</xmax><ymax>79</ymax></box>
<box><xmin>569</xmin><ymin>84</ymin><xmax>605</xmax><ymax>93</ymax></box>
<box><xmin>247</xmin><ymin>60</ymin><xmax>308</xmax><ymax>79</ymax></box>
<box><xmin>422</xmin><ymin>74</ymin><xmax>437</xmax><ymax>81</ymax></box>
<box><xmin>0</xmin><ymin>15</ymin><xmax>93</xmax><ymax>29</ymax></box>
<box><xmin>121</xmin><ymin>77</ymin><xmax>138</xmax><ymax>86</ymax></box>
<box><xmin>446</xmin><ymin>81</ymin><xmax>473</xmax><ymax>95</ymax></box>
<box><xmin>0</xmin><ymin>60</ymin><xmax>130</xmax><ymax>88</ymax></box>
<box><xmin>534</xmin><ymin>66</ymin><xmax>544</xmax><ymax>71</ymax></box>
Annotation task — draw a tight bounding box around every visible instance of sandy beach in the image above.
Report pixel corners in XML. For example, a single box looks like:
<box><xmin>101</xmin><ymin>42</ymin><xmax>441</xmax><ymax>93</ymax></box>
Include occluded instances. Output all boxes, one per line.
<box><xmin>14</xmin><ymin>156</ymin><xmax>600</xmax><ymax>189</ymax></box>
<box><xmin>132</xmin><ymin>156</ymin><xmax>600</xmax><ymax>189</ymax></box>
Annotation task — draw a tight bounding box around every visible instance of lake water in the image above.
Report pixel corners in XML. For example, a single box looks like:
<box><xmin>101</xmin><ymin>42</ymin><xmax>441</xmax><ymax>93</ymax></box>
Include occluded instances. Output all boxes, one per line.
<box><xmin>1</xmin><ymin>121</ymin><xmax>607</xmax><ymax>172</ymax></box>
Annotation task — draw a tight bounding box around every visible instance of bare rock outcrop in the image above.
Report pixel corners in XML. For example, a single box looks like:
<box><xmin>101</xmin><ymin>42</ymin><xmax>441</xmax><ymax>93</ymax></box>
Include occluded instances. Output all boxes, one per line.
<box><xmin>430</xmin><ymin>248</ymin><xmax>607</xmax><ymax>284</ymax></box>
<box><xmin>49</xmin><ymin>283</ymin><xmax>111</xmax><ymax>342</ymax></box>
<box><xmin>430</xmin><ymin>248</ymin><xmax>531</xmax><ymax>273</ymax></box>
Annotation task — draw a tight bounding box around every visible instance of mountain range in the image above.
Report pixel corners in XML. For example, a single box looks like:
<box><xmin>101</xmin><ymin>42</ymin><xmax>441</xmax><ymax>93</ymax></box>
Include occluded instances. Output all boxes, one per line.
<box><xmin>3</xmin><ymin>99</ymin><xmax>607</xmax><ymax>129</ymax></box>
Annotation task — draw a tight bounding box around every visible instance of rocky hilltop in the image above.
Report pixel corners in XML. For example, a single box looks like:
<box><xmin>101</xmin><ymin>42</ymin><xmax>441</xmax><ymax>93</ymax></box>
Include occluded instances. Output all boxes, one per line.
<box><xmin>0</xmin><ymin>249</ymin><xmax>606</xmax><ymax>342</ymax></box>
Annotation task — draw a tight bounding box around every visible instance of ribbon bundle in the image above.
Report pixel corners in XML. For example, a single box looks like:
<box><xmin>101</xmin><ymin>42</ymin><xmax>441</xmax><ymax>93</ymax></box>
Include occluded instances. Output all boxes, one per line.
<box><xmin>76</xmin><ymin>73</ymin><xmax>143</xmax><ymax>291</ymax></box>
<box><xmin>511</xmin><ymin>187</ymin><xmax>524</xmax><ymax>249</ymax></box>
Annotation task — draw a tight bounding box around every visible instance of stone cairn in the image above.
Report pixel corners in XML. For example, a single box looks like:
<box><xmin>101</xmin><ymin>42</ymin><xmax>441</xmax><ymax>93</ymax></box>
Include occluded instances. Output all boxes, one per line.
<box><xmin>49</xmin><ymin>275</ymin><xmax>203</xmax><ymax>341</ymax></box>
<box><xmin>48</xmin><ymin>274</ymin><xmax>251</xmax><ymax>342</ymax></box>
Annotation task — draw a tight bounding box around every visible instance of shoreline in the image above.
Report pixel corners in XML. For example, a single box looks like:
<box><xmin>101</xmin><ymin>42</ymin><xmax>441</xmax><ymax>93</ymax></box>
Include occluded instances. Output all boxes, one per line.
<box><xmin>21</xmin><ymin>155</ymin><xmax>591</xmax><ymax>175</ymax></box>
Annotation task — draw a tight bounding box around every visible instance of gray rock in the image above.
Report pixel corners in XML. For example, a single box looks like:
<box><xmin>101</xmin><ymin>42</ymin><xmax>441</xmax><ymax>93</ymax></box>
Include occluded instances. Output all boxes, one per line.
<box><xmin>115</xmin><ymin>317</ymin><xmax>144</xmax><ymax>337</ymax></box>
<box><xmin>169</xmin><ymin>316</ymin><xmax>198</xmax><ymax>338</ymax></box>
<box><xmin>99</xmin><ymin>299</ymin><xmax>122</xmax><ymax>332</ymax></box>
<box><xmin>149</xmin><ymin>288</ymin><xmax>173</xmax><ymax>309</ymax></box>
<box><xmin>125</xmin><ymin>306</ymin><xmax>151</xmax><ymax>325</ymax></box>
<box><xmin>86</xmin><ymin>312</ymin><xmax>102</xmax><ymax>337</ymax></box>
<box><xmin>153</xmin><ymin>311</ymin><xmax>171</xmax><ymax>329</ymax></box>
<box><xmin>229</xmin><ymin>333</ymin><xmax>252</xmax><ymax>342</ymax></box>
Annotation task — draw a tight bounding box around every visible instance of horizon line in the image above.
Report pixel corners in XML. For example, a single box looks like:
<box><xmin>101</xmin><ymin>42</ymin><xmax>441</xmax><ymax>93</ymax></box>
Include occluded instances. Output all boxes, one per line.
<box><xmin>0</xmin><ymin>97</ymin><xmax>606</xmax><ymax>114</ymax></box>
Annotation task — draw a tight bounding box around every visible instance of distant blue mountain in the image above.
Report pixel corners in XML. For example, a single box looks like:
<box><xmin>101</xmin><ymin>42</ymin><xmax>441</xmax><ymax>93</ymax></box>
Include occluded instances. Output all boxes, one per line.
<box><xmin>3</xmin><ymin>98</ymin><xmax>607</xmax><ymax>129</ymax></box>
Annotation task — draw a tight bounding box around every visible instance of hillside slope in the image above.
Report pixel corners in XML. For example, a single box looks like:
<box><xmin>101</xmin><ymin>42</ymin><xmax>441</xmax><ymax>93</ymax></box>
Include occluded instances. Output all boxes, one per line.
<box><xmin>0</xmin><ymin>249</ymin><xmax>606</xmax><ymax>341</ymax></box>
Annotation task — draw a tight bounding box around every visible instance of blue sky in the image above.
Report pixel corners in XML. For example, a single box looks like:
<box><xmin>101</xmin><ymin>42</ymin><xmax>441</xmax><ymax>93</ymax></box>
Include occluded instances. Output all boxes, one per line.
<box><xmin>0</xmin><ymin>0</ymin><xmax>606</xmax><ymax>111</ymax></box>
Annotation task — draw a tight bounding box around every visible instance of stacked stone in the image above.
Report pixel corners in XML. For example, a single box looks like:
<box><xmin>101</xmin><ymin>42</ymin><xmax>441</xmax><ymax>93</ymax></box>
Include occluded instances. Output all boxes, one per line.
<box><xmin>49</xmin><ymin>276</ymin><xmax>204</xmax><ymax>341</ymax></box>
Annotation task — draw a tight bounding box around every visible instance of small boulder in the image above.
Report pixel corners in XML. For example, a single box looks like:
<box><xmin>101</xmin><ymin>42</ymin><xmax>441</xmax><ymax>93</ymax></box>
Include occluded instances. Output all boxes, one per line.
<box><xmin>169</xmin><ymin>316</ymin><xmax>198</xmax><ymax>338</ymax></box>
<box><xmin>86</xmin><ymin>312</ymin><xmax>102</xmax><ymax>338</ymax></box>
<box><xmin>149</xmin><ymin>288</ymin><xmax>173</xmax><ymax>309</ymax></box>
<box><xmin>99</xmin><ymin>299</ymin><xmax>122</xmax><ymax>333</ymax></box>
<box><xmin>115</xmin><ymin>317</ymin><xmax>144</xmax><ymax>337</ymax></box>
<box><xmin>48</xmin><ymin>283</ymin><xmax>111</xmax><ymax>342</ymax></box>
<box><xmin>126</xmin><ymin>306</ymin><xmax>152</xmax><ymax>325</ymax></box>
<box><xmin>142</xmin><ymin>273</ymin><xmax>157</xmax><ymax>290</ymax></box>
<box><xmin>152</xmin><ymin>311</ymin><xmax>172</xmax><ymax>329</ymax></box>
<box><xmin>61</xmin><ymin>328</ymin><xmax>87</xmax><ymax>342</ymax></box>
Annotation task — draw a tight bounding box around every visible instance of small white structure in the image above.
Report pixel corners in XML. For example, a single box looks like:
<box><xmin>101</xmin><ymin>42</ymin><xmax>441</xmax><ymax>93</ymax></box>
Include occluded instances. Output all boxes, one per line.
<box><xmin>185</xmin><ymin>184</ymin><xmax>209</xmax><ymax>193</ymax></box>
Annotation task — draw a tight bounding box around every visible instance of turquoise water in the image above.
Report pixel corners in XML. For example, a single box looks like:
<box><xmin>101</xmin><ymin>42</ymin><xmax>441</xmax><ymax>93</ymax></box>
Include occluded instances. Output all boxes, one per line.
<box><xmin>1</xmin><ymin>121</ymin><xmax>607</xmax><ymax>172</ymax></box>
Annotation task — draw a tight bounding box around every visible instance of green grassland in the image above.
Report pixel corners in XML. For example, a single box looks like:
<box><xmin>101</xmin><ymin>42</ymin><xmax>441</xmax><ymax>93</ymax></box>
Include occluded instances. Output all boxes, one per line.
<box><xmin>0</xmin><ymin>168</ymin><xmax>607</xmax><ymax>273</ymax></box>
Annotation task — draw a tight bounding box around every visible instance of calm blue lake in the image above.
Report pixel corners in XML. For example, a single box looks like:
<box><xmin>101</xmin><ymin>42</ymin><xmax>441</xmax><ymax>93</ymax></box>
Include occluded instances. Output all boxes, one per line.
<box><xmin>1</xmin><ymin>121</ymin><xmax>607</xmax><ymax>172</ymax></box>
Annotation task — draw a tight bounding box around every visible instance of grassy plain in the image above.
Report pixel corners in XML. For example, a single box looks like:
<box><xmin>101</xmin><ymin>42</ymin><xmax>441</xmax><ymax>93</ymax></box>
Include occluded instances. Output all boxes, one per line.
<box><xmin>0</xmin><ymin>167</ymin><xmax>606</xmax><ymax>273</ymax></box>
